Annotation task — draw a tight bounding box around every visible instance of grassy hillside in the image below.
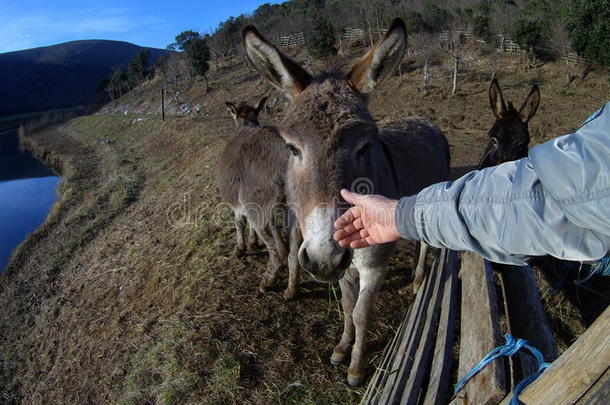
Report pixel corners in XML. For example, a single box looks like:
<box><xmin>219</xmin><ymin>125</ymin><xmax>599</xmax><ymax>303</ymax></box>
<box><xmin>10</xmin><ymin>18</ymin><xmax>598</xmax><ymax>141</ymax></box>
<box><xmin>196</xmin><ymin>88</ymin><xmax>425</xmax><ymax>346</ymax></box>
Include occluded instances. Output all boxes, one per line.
<box><xmin>0</xmin><ymin>40</ymin><xmax>168</xmax><ymax>116</ymax></box>
<box><xmin>0</xmin><ymin>45</ymin><xmax>608</xmax><ymax>404</ymax></box>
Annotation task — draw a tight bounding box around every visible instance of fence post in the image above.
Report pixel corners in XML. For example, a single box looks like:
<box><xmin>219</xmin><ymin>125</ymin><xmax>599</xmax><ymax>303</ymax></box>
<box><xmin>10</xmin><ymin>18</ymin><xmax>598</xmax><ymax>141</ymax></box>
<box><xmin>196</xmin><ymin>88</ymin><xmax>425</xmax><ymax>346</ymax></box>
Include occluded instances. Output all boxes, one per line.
<box><xmin>161</xmin><ymin>88</ymin><xmax>165</xmax><ymax>121</ymax></box>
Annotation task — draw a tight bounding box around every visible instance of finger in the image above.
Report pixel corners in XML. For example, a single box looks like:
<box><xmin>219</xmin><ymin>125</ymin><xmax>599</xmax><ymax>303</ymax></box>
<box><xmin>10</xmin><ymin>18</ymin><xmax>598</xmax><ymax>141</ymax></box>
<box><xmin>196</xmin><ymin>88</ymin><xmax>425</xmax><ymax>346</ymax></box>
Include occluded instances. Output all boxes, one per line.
<box><xmin>334</xmin><ymin>206</ymin><xmax>360</xmax><ymax>229</ymax></box>
<box><xmin>333</xmin><ymin>217</ymin><xmax>364</xmax><ymax>241</ymax></box>
<box><xmin>337</xmin><ymin>228</ymin><xmax>370</xmax><ymax>248</ymax></box>
<box><xmin>340</xmin><ymin>189</ymin><xmax>366</xmax><ymax>205</ymax></box>
<box><xmin>349</xmin><ymin>238</ymin><xmax>372</xmax><ymax>249</ymax></box>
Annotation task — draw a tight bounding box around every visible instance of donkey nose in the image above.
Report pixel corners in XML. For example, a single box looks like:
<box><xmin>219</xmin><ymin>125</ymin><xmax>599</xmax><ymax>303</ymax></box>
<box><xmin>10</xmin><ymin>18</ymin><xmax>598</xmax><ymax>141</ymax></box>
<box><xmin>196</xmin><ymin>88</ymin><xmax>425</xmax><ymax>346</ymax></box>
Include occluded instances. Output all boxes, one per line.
<box><xmin>298</xmin><ymin>243</ymin><xmax>353</xmax><ymax>281</ymax></box>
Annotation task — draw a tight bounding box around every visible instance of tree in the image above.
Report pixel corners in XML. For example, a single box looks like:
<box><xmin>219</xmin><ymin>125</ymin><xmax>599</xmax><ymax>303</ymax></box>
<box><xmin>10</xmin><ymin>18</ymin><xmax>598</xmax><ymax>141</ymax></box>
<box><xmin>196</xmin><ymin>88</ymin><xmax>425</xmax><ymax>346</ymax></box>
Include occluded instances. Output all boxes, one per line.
<box><xmin>309</xmin><ymin>15</ymin><xmax>337</xmax><ymax>59</ymax></box>
<box><xmin>186</xmin><ymin>37</ymin><xmax>211</xmax><ymax>92</ymax></box>
<box><xmin>472</xmin><ymin>0</ymin><xmax>493</xmax><ymax>41</ymax></box>
<box><xmin>127</xmin><ymin>49</ymin><xmax>151</xmax><ymax>88</ymax></box>
<box><xmin>422</xmin><ymin>4</ymin><xmax>449</xmax><ymax>33</ymax></box>
<box><xmin>566</xmin><ymin>0</ymin><xmax>610</xmax><ymax>67</ymax></box>
<box><xmin>512</xmin><ymin>0</ymin><xmax>553</xmax><ymax>52</ymax></box>
<box><xmin>174</xmin><ymin>30</ymin><xmax>201</xmax><ymax>51</ymax></box>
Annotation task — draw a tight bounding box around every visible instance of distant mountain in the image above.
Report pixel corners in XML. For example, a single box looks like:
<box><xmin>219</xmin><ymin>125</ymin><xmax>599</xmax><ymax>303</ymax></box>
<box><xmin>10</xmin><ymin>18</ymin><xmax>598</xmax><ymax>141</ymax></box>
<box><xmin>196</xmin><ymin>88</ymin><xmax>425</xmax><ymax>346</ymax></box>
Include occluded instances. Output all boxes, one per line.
<box><xmin>0</xmin><ymin>40</ymin><xmax>169</xmax><ymax>116</ymax></box>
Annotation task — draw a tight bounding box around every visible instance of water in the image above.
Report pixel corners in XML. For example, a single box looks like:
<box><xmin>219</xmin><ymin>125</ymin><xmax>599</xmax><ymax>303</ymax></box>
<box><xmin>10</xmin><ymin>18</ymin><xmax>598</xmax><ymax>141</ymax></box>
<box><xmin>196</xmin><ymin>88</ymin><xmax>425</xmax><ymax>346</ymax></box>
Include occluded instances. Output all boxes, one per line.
<box><xmin>0</xmin><ymin>128</ymin><xmax>60</xmax><ymax>272</ymax></box>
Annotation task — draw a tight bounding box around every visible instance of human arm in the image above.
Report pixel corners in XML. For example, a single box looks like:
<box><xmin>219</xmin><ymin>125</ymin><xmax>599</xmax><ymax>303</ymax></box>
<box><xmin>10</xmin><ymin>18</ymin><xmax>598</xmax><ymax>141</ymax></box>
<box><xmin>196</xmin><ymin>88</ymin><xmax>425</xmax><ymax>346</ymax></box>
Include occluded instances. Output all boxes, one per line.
<box><xmin>335</xmin><ymin>102</ymin><xmax>610</xmax><ymax>265</ymax></box>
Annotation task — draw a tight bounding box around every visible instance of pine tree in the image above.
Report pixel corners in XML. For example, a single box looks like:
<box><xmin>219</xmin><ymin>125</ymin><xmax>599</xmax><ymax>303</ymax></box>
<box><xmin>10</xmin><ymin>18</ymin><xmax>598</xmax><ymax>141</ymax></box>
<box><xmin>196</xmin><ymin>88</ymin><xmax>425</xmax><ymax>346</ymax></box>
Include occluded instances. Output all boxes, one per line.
<box><xmin>566</xmin><ymin>0</ymin><xmax>610</xmax><ymax>67</ymax></box>
<box><xmin>309</xmin><ymin>16</ymin><xmax>336</xmax><ymax>60</ymax></box>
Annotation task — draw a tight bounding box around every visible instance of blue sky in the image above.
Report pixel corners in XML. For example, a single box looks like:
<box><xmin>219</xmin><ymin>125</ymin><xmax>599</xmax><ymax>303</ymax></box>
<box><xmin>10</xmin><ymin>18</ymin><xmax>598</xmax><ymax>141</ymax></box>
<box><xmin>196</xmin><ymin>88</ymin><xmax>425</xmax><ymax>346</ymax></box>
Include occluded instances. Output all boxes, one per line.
<box><xmin>0</xmin><ymin>0</ymin><xmax>283</xmax><ymax>53</ymax></box>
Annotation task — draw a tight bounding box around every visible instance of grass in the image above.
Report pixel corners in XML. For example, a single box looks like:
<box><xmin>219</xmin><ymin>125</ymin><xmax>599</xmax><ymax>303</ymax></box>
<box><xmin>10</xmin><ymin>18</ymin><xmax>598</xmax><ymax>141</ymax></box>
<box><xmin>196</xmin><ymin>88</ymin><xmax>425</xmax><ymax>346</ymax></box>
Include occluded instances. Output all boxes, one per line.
<box><xmin>119</xmin><ymin>320</ymin><xmax>203</xmax><ymax>405</ymax></box>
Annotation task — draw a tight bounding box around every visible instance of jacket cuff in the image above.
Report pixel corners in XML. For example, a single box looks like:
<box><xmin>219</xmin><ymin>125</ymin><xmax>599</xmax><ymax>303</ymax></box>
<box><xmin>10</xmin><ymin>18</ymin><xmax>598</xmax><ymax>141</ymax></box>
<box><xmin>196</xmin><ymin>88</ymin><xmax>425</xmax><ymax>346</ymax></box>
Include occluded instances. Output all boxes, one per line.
<box><xmin>396</xmin><ymin>196</ymin><xmax>419</xmax><ymax>240</ymax></box>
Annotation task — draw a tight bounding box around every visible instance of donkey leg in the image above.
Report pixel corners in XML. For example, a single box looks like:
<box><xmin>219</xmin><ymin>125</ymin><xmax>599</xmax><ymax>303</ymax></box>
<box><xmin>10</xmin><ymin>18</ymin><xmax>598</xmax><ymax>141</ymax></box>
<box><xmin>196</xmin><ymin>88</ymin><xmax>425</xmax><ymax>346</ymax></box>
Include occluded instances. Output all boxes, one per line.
<box><xmin>247</xmin><ymin>225</ymin><xmax>260</xmax><ymax>249</ymax></box>
<box><xmin>413</xmin><ymin>242</ymin><xmax>429</xmax><ymax>294</ymax></box>
<box><xmin>331</xmin><ymin>266</ymin><xmax>359</xmax><ymax>365</ymax></box>
<box><xmin>347</xmin><ymin>267</ymin><xmax>385</xmax><ymax>386</ymax></box>
<box><xmin>257</xmin><ymin>227</ymin><xmax>282</xmax><ymax>294</ymax></box>
<box><xmin>270</xmin><ymin>225</ymin><xmax>288</xmax><ymax>260</ymax></box>
<box><xmin>234</xmin><ymin>214</ymin><xmax>248</xmax><ymax>257</ymax></box>
<box><xmin>283</xmin><ymin>223</ymin><xmax>302</xmax><ymax>301</ymax></box>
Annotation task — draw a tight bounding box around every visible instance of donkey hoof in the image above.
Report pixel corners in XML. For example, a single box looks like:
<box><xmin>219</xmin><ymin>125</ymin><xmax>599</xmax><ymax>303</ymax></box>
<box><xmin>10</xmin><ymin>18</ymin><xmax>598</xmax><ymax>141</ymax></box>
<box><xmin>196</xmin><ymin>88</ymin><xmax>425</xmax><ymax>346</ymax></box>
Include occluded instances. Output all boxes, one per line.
<box><xmin>283</xmin><ymin>288</ymin><xmax>296</xmax><ymax>301</ymax></box>
<box><xmin>347</xmin><ymin>368</ymin><xmax>365</xmax><ymax>386</ymax></box>
<box><xmin>330</xmin><ymin>348</ymin><xmax>348</xmax><ymax>366</ymax></box>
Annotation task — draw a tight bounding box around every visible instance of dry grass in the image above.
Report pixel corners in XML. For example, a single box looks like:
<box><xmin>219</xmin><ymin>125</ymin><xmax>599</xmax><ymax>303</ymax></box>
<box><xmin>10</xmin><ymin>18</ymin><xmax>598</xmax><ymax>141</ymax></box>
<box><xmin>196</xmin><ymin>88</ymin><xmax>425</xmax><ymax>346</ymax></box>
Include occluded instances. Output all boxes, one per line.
<box><xmin>1</xmin><ymin>47</ymin><xmax>609</xmax><ymax>404</ymax></box>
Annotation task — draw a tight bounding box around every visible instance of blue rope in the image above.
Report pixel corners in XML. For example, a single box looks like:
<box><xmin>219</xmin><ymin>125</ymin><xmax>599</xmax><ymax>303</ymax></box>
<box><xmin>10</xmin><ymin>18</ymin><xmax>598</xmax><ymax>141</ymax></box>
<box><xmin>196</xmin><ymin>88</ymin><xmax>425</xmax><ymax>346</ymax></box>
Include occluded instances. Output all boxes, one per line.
<box><xmin>589</xmin><ymin>257</ymin><xmax>610</xmax><ymax>277</ymax></box>
<box><xmin>454</xmin><ymin>334</ymin><xmax>551</xmax><ymax>405</ymax></box>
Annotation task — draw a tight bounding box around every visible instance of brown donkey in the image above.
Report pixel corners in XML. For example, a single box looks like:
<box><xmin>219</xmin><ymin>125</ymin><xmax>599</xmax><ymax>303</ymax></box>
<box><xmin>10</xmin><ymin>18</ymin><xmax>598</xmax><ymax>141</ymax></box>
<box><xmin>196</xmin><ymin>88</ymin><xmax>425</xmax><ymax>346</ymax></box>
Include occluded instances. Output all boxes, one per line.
<box><xmin>243</xmin><ymin>19</ymin><xmax>449</xmax><ymax>385</ymax></box>
<box><xmin>216</xmin><ymin>101</ymin><xmax>301</xmax><ymax>300</ymax></box>
<box><xmin>479</xmin><ymin>78</ymin><xmax>540</xmax><ymax>169</ymax></box>
<box><xmin>226</xmin><ymin>96</ymin><xmax>268</xmax><ymax>128</ymax></box>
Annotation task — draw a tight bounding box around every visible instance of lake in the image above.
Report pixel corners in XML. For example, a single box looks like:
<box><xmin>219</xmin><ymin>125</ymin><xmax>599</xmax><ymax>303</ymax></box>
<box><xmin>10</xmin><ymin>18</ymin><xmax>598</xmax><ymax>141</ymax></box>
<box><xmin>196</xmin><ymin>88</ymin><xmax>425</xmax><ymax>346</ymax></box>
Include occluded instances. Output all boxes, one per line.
<box><xmin>0</xmin><ymin>128</ymin><xmax>60</xmax><ymax>272</ymax></box>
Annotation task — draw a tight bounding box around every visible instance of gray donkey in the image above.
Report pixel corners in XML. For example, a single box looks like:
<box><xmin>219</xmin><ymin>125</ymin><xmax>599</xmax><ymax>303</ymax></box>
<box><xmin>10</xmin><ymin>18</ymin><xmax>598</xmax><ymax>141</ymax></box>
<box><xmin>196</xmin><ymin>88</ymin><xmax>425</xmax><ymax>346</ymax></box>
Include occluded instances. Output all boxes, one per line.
<box><xmin>243</xmin><ymin>19</ymin><xmax>449</xmax><ymax>385</ymax></box>
<box><xmin>223</xmin><ymin>96</ymin><xmax>268</xmax><ymax>249</ymax></box>
<box><xmin>216</xmin><ymin>98</ymin><xmax>301</xmax><ymax>300</ymax></box>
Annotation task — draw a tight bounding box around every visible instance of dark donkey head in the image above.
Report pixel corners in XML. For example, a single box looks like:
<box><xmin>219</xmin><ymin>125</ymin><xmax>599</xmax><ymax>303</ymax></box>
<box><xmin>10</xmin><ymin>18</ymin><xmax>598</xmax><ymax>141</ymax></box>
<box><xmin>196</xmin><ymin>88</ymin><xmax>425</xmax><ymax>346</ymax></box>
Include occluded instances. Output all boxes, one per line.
<box><xmin>225</xmin><ymin>96</ymin><xmax>268</xmax><ymax>127</ymax></box>
<box><xmin>479</xmin><ymin>78</ymin><xmax>540</xmax><ymax>169</ymax></box>
<box><xmin>243</xmin><ymin>20</ymin><xmax>407</xmax><ymax>282</ymax></box>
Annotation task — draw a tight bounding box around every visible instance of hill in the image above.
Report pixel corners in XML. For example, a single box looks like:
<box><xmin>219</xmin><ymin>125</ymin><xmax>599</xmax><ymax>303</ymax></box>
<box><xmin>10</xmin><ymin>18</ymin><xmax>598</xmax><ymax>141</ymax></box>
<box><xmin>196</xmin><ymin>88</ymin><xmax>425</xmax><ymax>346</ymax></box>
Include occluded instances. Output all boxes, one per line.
<box><xmin>0</xmin><ymin>40</ymin><xmax>168</xmax><ymax>116</ymax></box>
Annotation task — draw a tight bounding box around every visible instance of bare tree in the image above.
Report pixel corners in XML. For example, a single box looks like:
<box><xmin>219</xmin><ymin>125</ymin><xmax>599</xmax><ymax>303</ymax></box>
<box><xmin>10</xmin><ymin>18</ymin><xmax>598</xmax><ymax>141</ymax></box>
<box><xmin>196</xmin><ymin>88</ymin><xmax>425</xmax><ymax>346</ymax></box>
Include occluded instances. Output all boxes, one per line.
<box><xmin>412</xmin><ymin>32</ymin><xmax>438</xmax><ymax>94</ymax></box>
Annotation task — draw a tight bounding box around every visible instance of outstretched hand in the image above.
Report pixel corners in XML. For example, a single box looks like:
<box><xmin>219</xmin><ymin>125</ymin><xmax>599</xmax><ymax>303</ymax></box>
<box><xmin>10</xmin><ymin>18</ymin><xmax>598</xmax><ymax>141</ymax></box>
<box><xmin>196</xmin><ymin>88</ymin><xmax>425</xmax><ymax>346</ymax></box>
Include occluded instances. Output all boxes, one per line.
<box><xmin>333</xmin><ymin>189</ymin><xmax>401</xmax><ymax>249</ymax></box>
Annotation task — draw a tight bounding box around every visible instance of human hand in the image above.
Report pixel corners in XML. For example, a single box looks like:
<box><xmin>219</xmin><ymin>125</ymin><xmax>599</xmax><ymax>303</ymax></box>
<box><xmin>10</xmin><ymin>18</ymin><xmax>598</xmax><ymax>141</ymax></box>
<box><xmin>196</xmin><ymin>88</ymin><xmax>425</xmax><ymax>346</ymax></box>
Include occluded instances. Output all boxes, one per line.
<box><xmin>333</xmin><ymin>189</ymin><xmax>401</xmax><ymax>249</ymax></box>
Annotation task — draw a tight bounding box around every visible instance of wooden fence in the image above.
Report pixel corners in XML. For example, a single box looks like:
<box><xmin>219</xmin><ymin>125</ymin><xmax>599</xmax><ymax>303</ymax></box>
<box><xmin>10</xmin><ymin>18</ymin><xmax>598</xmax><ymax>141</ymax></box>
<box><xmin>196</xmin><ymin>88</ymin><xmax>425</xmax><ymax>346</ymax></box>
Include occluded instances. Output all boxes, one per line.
<box><xmin>272</xmin><ymin>32</ymin><xmax>307</xmax><ymax>47</ymax></box>
<box><xmin>362</xmin><ymin>250</ymin><xmax>609</xmax><ymax>404</ymax></box>
<box><xmin>210</xmin><ymin>27</ymin><xmax>591</xmax><ymax>71</ymax></box>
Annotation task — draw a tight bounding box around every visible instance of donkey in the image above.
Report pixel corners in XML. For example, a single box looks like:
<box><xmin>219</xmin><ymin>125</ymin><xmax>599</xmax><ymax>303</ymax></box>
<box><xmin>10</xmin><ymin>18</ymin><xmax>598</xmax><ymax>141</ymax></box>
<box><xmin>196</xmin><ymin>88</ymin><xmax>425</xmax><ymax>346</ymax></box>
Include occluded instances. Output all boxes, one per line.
<box><xmin>479</xmin><ymin>78</ymin><xmax>540</xmax><ymax>169</ymax></box>
<box><xmin>226</xmin><ymin>96</ymin><xmax>268</xmax><ymax>128</ymax></box>
<box><xmin>224</xmin><ymin>96</ymin><xmax>269</xmax><ymax>248</ymax></box>
<box><xmin>216</xmin><ymin>103</ymin><xmax>301</xmax><ymax>300</ymax></box>
<box><xmin>243</xmin><ymin>19</ymin><xmax>450</xmax><ymax>385</ymax></box>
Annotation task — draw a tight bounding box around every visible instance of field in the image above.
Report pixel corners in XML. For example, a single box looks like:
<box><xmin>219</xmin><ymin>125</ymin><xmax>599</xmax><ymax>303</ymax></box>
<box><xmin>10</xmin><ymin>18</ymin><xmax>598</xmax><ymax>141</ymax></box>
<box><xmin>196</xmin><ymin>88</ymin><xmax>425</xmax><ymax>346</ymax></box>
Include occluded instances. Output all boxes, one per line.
<box><xmin>1</xmin><ymin>45</ymin><xmax>609</xmax><ymax>404</ymax></box>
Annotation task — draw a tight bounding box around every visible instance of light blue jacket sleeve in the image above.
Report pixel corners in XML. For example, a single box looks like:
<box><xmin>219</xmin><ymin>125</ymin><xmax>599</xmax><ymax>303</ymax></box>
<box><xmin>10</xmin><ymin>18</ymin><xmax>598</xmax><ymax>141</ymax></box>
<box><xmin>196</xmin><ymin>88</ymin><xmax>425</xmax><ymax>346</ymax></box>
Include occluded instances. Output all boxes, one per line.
<box><xmin>398</xmin><ymin>101</ymin><xmax>610</xmax><ymax>265</ymax></box>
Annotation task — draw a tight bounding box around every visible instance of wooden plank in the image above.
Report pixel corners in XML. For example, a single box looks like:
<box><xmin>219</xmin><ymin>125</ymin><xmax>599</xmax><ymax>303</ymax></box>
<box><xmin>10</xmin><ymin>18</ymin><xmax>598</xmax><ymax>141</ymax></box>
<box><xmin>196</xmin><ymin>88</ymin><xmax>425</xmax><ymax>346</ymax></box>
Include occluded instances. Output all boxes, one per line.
<box><xmin>423</xmin><ymin>250</ymin><xmax>459</xmax><ymax>405</ymax></box>
<box><xmin>496</xmin><ymin>263</ymin><xmax>557</xmax><ymax>382</ymax></box>
<box><xmin>362</xmin><ymin>304</ymin><xmax>411</xmax><ymax>404</ymax></box>
<box><xmin>377</xmin><ymin>253</ymin><xmax>439</xmax><ymax>404</ymax></box>
<box><xmin>398</xmin><ymin>249</ymin><xmax>449</xmax><ymax>404</ymax></box>
<box><xmin>575</xmin><ymin>367</ymin><xmax>610</xmax><ymax>405</ymax></box>
<box><xmin>450</xmin><ymin>252</ymin><xmax>506</xmax><ymax>405</ymax></box>
<box><xmin>361</xmin><ymin>251</ymin><xmax>437</xmax><ymax>404</ymax></box>
<box><xmin>499</xmin><ymin>305</ymin><xmax>610</xmax><ymax>405</ymax></box>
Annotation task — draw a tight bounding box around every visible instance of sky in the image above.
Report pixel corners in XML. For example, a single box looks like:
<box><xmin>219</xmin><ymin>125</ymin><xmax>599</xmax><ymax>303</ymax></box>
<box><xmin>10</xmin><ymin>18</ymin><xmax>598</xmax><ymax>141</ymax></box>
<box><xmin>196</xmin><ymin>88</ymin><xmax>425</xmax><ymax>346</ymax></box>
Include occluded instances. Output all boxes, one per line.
<box><xmin>0</xmin><ymin>0</ymin><xmax>283</xmax><ymax>53</ymax></box>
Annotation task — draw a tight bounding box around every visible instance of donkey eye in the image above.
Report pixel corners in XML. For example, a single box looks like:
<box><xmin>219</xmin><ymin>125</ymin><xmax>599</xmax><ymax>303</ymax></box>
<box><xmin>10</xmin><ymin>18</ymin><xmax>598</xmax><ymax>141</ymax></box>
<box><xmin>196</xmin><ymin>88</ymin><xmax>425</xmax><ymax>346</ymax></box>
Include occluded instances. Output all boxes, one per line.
<box><xmin>286</xmin><ymin>143</ymin><xmax>301</xmax><ymax>157</ymax></box>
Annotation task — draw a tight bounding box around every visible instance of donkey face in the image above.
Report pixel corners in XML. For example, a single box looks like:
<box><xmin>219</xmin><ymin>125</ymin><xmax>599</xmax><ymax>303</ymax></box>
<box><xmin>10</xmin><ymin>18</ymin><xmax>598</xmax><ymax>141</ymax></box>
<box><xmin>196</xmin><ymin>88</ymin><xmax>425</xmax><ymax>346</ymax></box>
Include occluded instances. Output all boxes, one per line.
<box><xmin>479</xmin><ymin>78</ymin><xmax>540</xmax><ymax>169</ymax></box>
<box><xmin>226</xmin><ymin>96</ymin><xmax>268</xmax><ymax>127</ymax></box>
<box><xmin>243</xmin><ymin>20</ymin><xmax>407</xmax><ymax>282</ymax></box>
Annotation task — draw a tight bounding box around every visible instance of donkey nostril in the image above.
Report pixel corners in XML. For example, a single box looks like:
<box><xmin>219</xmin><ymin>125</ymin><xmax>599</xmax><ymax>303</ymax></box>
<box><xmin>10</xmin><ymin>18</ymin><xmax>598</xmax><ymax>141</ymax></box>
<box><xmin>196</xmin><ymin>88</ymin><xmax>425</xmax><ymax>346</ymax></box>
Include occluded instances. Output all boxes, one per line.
<box><xmin>336</xmin><ymin>249</ymin><xmax>353</xmax><ymax>271</ymax></box>
<box><xmin>298</xmin><ymin>247</ymin><xmax>311</xmax><ymax>269</ymax></box>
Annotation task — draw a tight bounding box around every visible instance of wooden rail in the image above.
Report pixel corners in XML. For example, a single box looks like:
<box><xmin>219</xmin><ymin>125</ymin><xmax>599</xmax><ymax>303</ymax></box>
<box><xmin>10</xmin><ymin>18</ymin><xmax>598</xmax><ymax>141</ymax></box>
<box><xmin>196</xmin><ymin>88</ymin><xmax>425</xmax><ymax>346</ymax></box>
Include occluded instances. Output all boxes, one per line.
<box><xmin>362</xmin><ymin>250</ymin><xmax>607</xmax><ymax>405</ymax></box>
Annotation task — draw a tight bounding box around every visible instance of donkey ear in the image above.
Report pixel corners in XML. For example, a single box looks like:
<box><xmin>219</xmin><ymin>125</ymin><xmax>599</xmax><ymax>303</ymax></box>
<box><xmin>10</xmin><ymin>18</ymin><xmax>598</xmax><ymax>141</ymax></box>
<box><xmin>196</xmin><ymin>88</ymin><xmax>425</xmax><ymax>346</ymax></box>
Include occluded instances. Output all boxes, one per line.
<box><xmin>243</xmin><ymin>26</ymin><xmax>311</xmax><ymax>98</ymax></box>
<box><xmin>519</xmin><ymin>85</ymin><xmax>540</xmax><ymax>123</ymax></box>
<box><xmin>489</xmin><ymin>78</ymin><xmax>507</xmax><ymax>119</ymax></box>
<box><xmin>255</xmin><ymin>96</ymin><xmax>268</xmax><ymax>112</ymax></box>
<box><xmin>346</xmin><ymin>18</ymin><xmax>407</xmax><ymax>94</ymax></box>
<box><xmin>226</xmin><ymin>102</ymin><xmax>237</xmax><ymax>118</ymax></box>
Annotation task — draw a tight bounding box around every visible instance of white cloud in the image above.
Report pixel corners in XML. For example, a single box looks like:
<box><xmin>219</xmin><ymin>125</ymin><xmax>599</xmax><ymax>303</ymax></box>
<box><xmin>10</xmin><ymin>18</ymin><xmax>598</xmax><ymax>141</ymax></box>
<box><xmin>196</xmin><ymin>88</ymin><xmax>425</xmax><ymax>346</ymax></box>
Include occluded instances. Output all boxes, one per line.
<box><xmin>0</xmin><ymin>7</ymin><xmax>163</xmax><ymax>53</ymax></box>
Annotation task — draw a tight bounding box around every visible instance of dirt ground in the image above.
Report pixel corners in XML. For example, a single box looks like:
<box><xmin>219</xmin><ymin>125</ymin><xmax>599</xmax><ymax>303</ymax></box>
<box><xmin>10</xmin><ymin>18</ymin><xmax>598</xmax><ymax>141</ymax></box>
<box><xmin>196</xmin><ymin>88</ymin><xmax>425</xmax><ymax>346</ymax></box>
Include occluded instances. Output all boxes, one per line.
<box><xmin>0</xmin><ymin>46</ymin><xmax>609</xmax><ymax>405</ymax></box>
